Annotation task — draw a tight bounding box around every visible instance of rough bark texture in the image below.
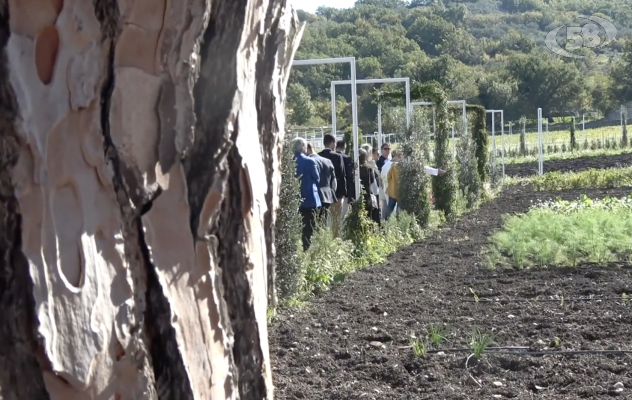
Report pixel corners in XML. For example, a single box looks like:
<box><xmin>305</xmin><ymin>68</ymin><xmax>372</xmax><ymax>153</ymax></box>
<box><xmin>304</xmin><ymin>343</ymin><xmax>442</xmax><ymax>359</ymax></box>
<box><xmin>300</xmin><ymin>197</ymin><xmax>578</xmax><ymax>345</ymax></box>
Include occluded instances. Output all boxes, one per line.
<box><xmin>0</xmin><ymin>0</ymin><xmax>302</xmax><ymax>399</ymax></box>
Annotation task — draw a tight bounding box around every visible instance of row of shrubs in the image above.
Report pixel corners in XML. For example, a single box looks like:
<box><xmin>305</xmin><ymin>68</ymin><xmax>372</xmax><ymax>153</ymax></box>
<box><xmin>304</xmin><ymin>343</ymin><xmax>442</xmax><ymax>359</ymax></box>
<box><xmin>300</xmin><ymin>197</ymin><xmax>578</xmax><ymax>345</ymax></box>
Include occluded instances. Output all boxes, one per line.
<box><xmin>274</xmin><ymin>83</ymin><xmax>491</xmax><ymax>304</ymax></box>
<box><xmin>500</xmin><ymin>137</ymin><xmax>632</xmax><ymax>160</ymax></box>
<box><xmin>505</xmin><ymin>119</ymin><xmax>630</xmax><ymax>160</ymax></box>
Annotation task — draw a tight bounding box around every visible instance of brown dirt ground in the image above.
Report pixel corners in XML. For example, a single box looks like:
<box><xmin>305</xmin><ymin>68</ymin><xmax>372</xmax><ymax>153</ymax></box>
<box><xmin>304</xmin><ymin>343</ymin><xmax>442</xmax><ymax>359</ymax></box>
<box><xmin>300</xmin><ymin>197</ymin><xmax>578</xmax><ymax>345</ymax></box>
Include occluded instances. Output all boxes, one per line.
<box><xmin>269</xmin><ymin>183</ymin><xmax>632</xmax><ymax>400</ymax></box>
<box><xmin>505</xmin><ymin>153</ymin><xmax>632</xmax><ymax>177</ymax></box>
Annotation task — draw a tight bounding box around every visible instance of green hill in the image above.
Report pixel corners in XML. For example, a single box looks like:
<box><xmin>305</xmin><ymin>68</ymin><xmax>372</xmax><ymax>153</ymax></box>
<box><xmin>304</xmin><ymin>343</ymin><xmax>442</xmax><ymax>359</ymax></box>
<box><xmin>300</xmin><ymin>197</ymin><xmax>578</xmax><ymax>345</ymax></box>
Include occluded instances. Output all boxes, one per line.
<box><xmin>287</xmin><ymin>0</ymin><xmax>632</xmax><ymax>132</ymax></box>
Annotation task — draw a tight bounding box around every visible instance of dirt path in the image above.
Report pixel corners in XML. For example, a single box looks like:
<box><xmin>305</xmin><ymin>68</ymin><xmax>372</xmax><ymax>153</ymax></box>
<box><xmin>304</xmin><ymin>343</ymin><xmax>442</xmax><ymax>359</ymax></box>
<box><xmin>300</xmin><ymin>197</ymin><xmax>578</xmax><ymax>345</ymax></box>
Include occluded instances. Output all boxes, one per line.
<box><xmin>269</xmin><ymin>185</ymin><xmax>632</xmax><ymax>399</ymax></box>
<box><xmin>505</xmin><ymin>153</ymin><xmax>632</xmax><ymax>177</ymax></box>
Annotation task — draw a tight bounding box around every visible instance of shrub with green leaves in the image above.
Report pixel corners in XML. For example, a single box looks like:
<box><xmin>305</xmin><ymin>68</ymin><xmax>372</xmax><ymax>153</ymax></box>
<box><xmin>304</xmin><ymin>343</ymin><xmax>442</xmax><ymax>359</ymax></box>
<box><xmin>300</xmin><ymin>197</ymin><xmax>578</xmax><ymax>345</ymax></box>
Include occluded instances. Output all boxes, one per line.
<box><xmin>532</xmin><ymin>167</ymin><xmax>632</xmax><ymax>191</ymax></box>
<box><xmin>419</xmin><ymin>83</ymin><xmax>458</xmax><ymax>217</ymax></box>
<box><xmin>468</xmin><ymin>105</ymin><xmax>488</xmax><ymax>182</ymax></box>
<box><xmin>301</xmin><ymin>226</ymin><xmax>355</xmax><ymax>295</ymax></box>
<box><xmin>275</xmin><ymin>137</ymin><xmax>304</xmax><ymax>300</ymax></box>
<box><xmin>456</xmin><ymin>120</ymin><xmax>482</xmax><ymax>208</ymax></box>
<box><xmin>301</xmin><ymin>210</ymin><xmax>420</xmax><ymax>296</ymax></box>
<box><xmin>397</xmin><ymin>125</ymin><xmax>433</xmax><ymax>228</ymax></box>
<box><xmin>487</xmin><ymin>194</ymin><xmax>632</xmax><ymax>268</ymax></box>
<box><xmin>343</xmin><ymin>187</ymin><xmax>375</xmax><ymax>256</ymax></box>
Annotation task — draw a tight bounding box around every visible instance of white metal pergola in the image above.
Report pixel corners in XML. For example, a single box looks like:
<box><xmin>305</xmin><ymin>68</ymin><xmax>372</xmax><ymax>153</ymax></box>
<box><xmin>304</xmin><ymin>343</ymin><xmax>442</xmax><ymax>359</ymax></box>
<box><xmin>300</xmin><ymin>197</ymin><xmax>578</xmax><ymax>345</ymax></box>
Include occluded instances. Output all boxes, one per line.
<box><xmin>410</xmin><ymin>100</ymin><xmax>467</xmax><ymax>159</ymax></box>
<box><xmin>486</xmin><ymin>110</ymin><xmax>505</xmax><ymax>180</ymax></box>
<box><xmin>330</xmin><ymin>77</ymin><xmax>411</xmax><ymax>149</ymax></box>
<box><xmin>537</xmin><ymin>108</ymin><xmax>544</xmax><ymax>175</ymax></box>
<box><xmin>292</xmin><ymin>57</ymin><xmax>360</xmax><ymax>199</ymax></box>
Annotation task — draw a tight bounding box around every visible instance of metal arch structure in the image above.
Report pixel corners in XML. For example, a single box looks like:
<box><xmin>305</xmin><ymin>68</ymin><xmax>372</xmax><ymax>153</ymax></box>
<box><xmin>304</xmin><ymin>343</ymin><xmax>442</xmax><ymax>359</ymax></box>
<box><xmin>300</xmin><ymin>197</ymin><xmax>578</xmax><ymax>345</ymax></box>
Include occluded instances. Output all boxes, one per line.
<box><xmin>485</xmin><ymin>110</ymin><xmax>505</xmax><ymax>181</ymax></box>
<box><xmin>330</xmin><ymin>77</ymin><xmax>411</xmax><ymax>149</ymax></box>
<box><xmin>410</xmin><ymin>100</ymin><xmax>468</xmax><ymax>159</ymax></box>
<box><xmin>537</xmin><ymin>108</ymin><xmax>544</xmax><ymax>175</ymax></box>
<box><xmin>292</xmin><ymin>57</ymin><xmax>360</xmax><ymax>199</ymax></box>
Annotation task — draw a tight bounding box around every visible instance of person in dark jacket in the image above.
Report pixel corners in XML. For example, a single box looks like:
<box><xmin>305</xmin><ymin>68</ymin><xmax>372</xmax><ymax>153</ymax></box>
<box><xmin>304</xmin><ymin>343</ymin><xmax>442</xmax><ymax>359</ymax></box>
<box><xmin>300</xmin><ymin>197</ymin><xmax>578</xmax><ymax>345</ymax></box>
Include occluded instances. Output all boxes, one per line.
<box><xmin>293</xmin><ymin>138</ymin><xmax>321</xmax><ymax>250</ymax></box>
<box><xmin>318</xmin><ymin>134</ymin><xmax>346</xmax><ymax>199</ymax></box>
<box><xmin>318</xmin><ymin>134</ymin><xmax>347</xmax><ymax>236</ymax></box>
<box><xmin>358</xmin><ymin>148</ymin><xmax>381</xmax><ymax>225</ymax></box>
<box><xmin>307</xmin><ymin>143</ymin><xmax>337</xmax><ymax>224</ymax></box>
<box><xmin>335</xmin><ymin>139</ymin><xmax>356</xmax><ymax>202</ymax></box>
<box><xmin>376</xmin><ymin>142</ymin><xmax>391</xmax><ymax>172</ymax></box>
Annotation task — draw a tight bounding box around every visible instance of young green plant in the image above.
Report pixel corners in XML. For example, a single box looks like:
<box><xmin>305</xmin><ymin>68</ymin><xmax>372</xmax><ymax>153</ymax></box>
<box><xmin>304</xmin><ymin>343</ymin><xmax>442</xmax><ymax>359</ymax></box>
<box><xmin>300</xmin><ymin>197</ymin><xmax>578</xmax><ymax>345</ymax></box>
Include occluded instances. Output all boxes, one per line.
<box><xmin>410</xmin><ymin>336</ymin><xmax>428</xmax><ymax>358</ymax></box>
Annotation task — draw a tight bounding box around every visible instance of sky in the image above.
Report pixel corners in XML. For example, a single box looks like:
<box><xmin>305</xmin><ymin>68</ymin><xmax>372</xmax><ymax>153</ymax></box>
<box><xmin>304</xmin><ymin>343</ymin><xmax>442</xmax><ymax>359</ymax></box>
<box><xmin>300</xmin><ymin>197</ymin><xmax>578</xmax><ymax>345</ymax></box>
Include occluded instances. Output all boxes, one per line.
<box><xmin>290</xmin><ymin>0</ymin><xmax>356</xmax><ymax>13</ymax></box>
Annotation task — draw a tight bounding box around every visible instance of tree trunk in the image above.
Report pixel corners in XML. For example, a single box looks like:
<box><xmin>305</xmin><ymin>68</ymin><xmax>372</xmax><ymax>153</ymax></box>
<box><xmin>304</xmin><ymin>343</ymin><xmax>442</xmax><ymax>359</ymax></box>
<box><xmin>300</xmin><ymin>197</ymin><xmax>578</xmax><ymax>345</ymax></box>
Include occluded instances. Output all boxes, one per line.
<box><xmin>0</xmin><ymin>0</ymin><xmax>303</xmax><ymax>399</ymax></box>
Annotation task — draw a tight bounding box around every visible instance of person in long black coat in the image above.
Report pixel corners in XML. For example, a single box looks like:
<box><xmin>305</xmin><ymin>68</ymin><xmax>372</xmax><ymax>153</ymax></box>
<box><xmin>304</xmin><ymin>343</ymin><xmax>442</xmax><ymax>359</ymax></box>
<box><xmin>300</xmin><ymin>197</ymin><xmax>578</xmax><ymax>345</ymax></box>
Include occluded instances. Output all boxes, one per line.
<box><xmin>358</xmin><ymin>148</ymin><xmax>381</xmax><ymax>225</ymax></box>
<box><xmin>334</xmin><ymin>139</ymin><xmax>356</xmax><ymax>202</ymax></box>
<box><xmin>318</xmin><ymin>134</ymin><xmax>346</xmax><ymax>201</ymax></box>
<box><xmin>318</xmin><ymin>134</ymin><xmax>348</xmax><ymax>236</ymax></box>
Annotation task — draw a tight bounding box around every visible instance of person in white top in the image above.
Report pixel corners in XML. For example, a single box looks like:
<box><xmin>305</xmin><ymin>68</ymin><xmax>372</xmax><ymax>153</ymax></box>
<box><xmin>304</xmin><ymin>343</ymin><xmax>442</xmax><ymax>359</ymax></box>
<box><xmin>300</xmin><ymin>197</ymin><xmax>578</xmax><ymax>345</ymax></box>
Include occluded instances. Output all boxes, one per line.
<box><xmin>380</xmin><ymin>157</ymin><xmax>392</xmax><ymax>218</ymax></box>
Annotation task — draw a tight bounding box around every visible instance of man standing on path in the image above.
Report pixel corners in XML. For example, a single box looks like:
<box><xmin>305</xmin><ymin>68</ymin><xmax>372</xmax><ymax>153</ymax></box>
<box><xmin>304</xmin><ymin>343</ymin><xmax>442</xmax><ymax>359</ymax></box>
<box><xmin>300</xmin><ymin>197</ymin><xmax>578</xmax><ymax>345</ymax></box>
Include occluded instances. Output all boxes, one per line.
<box><xmin>293</xmin><ymin>138</ymin><xmax>321</xmax><ymax>250</ymax></box>
<box><xmin>307</xmin><ymin>143</ymin><xmax>337</xmax><ymax>224</ymax></box>
<box><xmin>318</xmin><ymin>134</ymin><xmax>347</xmax><ymax>237</ymax></box>
<box><xmin>335</xmin><ymin>139</ymin><xmax>356</xmax><ymax>217</ymax></box>
<box><xmin>376</xmin><ymin>142</ymin><xmax>390</xmax><ymax>172</ymax></box>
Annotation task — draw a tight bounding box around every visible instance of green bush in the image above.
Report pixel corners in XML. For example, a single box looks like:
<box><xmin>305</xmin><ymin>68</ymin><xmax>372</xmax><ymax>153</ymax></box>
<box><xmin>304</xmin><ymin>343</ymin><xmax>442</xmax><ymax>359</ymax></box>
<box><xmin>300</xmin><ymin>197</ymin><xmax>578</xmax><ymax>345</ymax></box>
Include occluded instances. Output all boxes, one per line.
<box><xmin>398</xmin><ymin>126</ymin><xmax>433</xmax><ymax>228</ymax></box>
<box><xmin>343</xmin><ymin>187</ymin><xmax>375</xmax><ymax>256</ymax></box>
<box><xmin>275</xmin><ymin>137</ymin><xmax>305</xmax><ymax>300</ymax></box>
<box><xmin>532</xmin><ymin>167</ymin><xmax>632</xmax><ymax>191</ymax></box>
<box><xmin>468</xmin><ymin>105</ymin><xmax>488</xmax><ymax>182</ymax></box>
<box><xmin>486</xmin><ymin>194</ymin><xmax>632</xmax><ymax>268</ymax></box>
<box><xmin>300</xmin><ymin>210</ymin><xmax>424</xmax><ymax>296</ymax></box>
<box><xmin>456</xmin><ymin>123</ymin><xmax>482</xmax><ymax>208</ymax></box>
<box><xmin>302</xmin><ymin>226</ymin><xmax>355</xmax><ymax>295</ymax></box>
<box><xmin>420</xmin><ymin>83</ymin><xmax>458</xmax><ymax>218</ymax></box>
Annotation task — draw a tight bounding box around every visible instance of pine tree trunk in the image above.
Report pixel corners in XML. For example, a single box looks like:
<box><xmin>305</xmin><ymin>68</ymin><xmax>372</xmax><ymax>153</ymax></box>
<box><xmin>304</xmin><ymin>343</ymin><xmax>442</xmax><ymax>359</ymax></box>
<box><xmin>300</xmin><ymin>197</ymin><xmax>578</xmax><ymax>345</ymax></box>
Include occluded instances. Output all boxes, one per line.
<box><xmin>0</xmin><ymin>0</ymin><xmax>303</xmax><ymax>399</ymax></box>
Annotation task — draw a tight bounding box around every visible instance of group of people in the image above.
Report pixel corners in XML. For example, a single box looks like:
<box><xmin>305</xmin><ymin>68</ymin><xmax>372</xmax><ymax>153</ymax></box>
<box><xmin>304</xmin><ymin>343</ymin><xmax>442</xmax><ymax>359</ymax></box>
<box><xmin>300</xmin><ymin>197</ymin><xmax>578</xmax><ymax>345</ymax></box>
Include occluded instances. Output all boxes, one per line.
<box><xmin>293</xmin><ymin>134</ymin><xmax>445</xmax><ymax>250</ymax></box>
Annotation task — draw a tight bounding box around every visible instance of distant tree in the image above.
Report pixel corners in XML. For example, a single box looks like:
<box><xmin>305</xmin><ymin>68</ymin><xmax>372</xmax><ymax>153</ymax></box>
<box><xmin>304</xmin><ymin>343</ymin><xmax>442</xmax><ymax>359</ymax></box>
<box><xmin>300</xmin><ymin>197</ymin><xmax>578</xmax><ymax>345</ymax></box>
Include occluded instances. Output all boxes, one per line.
<box><xmin>591</xmin><ymin>74</ymin><xmax>617</xmax><ymax>117</ymax></box>
<box><xmin>507</xmin><ymin>52</ymin><xmax>587</xmax><ymax>118</ymax></box>
<box><xmin>406</xmin><ymin>15</ymin><xmax>459</xmax><ymax>57</ymax></box>
<box><xmin>501</xmin><ymin>0</ymin><xmax>545</xmax><ymax>13</ymax></box>
<box><xmin>611</xmin><ymin>40</ymin><xmax>632</xmax><ymax>103</ymax></box>
<box><xmin>287</xmin><ymin>83</ymin><xmax>315</xmax><ymax>126</ymax></box>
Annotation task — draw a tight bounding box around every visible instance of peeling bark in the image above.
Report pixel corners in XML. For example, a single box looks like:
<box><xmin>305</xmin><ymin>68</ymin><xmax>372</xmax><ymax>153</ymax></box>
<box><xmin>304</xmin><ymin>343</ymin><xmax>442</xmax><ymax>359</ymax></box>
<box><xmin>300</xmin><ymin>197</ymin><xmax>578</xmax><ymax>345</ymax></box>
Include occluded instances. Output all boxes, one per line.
<box><xmin>0</xmin><ymin>0</ymin><xmax>302</xmax><ymax>398</ymax></box>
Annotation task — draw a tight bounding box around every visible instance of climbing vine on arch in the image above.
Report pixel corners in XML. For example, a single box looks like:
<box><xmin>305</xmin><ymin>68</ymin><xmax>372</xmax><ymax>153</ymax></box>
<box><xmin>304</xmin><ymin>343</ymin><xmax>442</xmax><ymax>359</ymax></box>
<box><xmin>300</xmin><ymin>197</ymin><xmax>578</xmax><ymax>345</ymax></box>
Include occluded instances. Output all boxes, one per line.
<box><xmin>417</xmin><ymin>83</ymin><xmax>458</xmax><ymax>218</ymax></box>
<box><xmin>466</xmin><ymin>105</ymin><xmax>488</xmax><ymax>183</ymax></box>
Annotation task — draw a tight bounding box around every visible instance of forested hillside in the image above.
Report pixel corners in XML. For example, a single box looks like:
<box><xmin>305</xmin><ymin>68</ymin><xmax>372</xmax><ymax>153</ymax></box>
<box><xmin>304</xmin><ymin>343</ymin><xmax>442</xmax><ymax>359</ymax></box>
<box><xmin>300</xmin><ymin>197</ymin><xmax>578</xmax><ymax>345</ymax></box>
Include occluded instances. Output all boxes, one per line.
<box><xmin>287</xmin><ymin>0</ymin><xmax>632</xmax><ymax>132</ymax></box>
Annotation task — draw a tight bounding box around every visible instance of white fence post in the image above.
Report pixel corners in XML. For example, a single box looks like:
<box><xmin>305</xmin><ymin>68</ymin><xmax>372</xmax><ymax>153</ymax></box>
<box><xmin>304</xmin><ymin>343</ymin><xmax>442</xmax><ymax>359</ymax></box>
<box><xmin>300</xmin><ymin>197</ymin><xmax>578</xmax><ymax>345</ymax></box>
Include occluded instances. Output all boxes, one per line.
<box><xmin>538</xmin><ymin>108</ymin><xmax>543</xmax><ymax>175</ymax></box>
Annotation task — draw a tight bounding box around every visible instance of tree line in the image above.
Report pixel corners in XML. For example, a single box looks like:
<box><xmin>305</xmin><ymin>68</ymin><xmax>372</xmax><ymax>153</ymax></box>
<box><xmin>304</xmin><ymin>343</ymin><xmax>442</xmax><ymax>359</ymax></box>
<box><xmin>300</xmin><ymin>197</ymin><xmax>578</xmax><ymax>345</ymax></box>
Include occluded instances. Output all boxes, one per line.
<box><xmin>287</xmin><ymin>0</ymin><xmax>632</xmax><ymax>132</ymax></box>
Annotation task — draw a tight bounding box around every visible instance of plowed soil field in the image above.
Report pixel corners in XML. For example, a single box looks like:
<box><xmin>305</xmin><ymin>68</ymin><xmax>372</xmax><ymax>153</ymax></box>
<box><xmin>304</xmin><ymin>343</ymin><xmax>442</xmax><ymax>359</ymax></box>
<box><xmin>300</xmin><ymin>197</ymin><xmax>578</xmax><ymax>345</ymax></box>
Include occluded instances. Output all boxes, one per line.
<box><xmin>269</xmin><ymin>184</ymin><xmax>632</xmax><ymax>399</ymax></box>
